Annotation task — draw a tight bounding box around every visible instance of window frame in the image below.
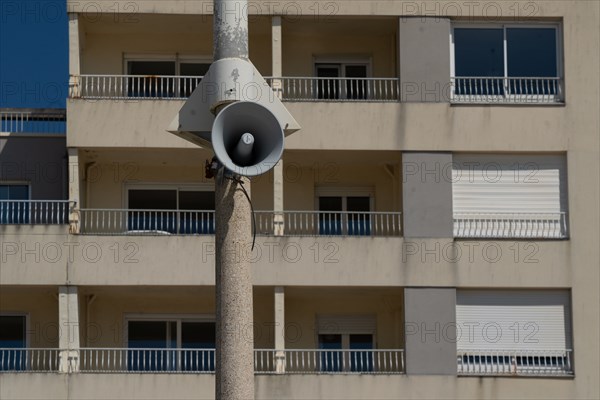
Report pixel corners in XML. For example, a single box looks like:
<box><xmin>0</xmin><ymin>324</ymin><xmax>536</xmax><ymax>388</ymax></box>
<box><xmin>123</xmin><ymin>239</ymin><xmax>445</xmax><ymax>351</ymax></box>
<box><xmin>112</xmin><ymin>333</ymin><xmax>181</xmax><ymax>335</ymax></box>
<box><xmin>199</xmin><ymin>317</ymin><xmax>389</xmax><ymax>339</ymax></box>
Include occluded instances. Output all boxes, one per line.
<box><xmin>123</xmin><ymin>183</ymin><xmax>215</xmax><ymax>210</ymax></box>
<box><xmin>0</xmin><ymin>182</ymin><xmax>31</xmax><ymax>200</ymax></box>
<box><xmin>123</xmin><ymin>54</ymin><xmax>212</xmax><ymax>76</ymax></box>
<box><xmin>123</xmin><ymin>314</ymin><xmax>215</xmax><ymax>349</ymax></box>
<box><xmin>315</xmin><ymin>314</ymin><xmax>377</xmax><ymax>373</ymax></box>
<box><xmin>314</xmin><ymin>187</ymin><xmax>375</xmax><ymax>236</ymax></box>
<box><xmin>123</xmin><ymin>314</ymin><xmax>216</xmax><ymax>372</ymax></box>
<box><xmin>449</xmin><ymin>22</ymin><xmax>563</xmax><ymax>102</ymax></box>
<box><xmin>313</xmin><ymin>57</ymin><xmax>373</xmax><ymax>100</ymax></box>
<box><xmin>0</xmin><ymin>313</ymin><xmax>30</xmax><ymax>349</ymax></box>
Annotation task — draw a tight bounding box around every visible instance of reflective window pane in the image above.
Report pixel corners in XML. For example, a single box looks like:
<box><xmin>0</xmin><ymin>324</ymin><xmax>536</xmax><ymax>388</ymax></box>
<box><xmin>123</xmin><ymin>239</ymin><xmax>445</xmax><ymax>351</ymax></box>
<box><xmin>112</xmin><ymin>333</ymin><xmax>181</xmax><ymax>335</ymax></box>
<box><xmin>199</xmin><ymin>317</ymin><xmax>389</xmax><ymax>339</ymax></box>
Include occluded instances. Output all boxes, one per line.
<box><xmin>454</xmin><ymin>28</ymin><xmax>504</xmax><ymax>77</ymax></box>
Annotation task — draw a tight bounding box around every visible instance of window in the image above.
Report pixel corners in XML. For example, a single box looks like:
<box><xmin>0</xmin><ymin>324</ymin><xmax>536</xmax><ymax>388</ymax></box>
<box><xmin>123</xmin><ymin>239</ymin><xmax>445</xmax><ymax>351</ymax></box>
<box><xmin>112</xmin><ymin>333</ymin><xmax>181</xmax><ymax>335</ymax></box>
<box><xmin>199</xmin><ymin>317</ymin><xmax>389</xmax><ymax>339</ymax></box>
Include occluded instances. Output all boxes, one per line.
<box><xmin>456</xmin><ymin>290</ymin><xmax>573</xmax><ymax>376</ymax></box>
<box><xmin>315</xmin><ymin>61</ymin><xmax>370</xmax><ymax>100</ymax></box>
<box><xmin>126</xmin><ymin>185</ymin><xmax>215</xmax><ymax>234</ymax></box>
<box><xmin>316</xmin><ymin>188</ymin><xmax>373</xmax><ymax>235</ymax></box>
<box><xmin>125</xmin><ymin>57</ymin><xmax>210</xmax><ymax>98</ymax></box>
<box><xmin>452</xmin><ymin>154</ymin><xmax>568</xmax><ymax>238</ymax></box>
<box><xmin>316</xmin><ymin>315</ymin><xmax>376</xmax><ymax>372</ymax></box>
<box><xmin>451</xmin><ymin>24</ymin><xmax>561</xmax><ymax>99</ymax></box>
<box><xmin>127</xmin><ymin>318</ymin><xmax>215</xmax><ymax>372</ymax></box>
<box><xmin>0</xmin><ymin>315</ymin><xmax>27</xmax><ymax>371</ymax></box>
<box><xmin>0</xmin><ymin>184</ymin><xmax>30</xmax><ymax>224</ymax></box>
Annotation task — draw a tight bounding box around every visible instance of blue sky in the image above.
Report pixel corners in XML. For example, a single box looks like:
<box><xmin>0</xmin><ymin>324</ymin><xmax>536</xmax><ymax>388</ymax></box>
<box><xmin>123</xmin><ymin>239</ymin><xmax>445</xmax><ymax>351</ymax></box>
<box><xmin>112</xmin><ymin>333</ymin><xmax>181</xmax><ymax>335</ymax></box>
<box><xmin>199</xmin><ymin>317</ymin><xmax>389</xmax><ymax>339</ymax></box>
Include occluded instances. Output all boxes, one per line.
<box><xmin>0</xmin><ymin>0</ymin><xmax>68</xmax><ymax>108</ymax></box>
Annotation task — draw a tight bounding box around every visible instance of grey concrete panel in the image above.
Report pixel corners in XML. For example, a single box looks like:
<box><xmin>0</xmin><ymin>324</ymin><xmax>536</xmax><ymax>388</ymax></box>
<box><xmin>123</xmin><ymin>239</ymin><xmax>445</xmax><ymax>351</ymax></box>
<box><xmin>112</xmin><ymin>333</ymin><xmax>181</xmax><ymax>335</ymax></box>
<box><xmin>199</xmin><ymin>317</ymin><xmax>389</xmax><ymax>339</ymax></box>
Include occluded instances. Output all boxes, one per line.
<box><xmin>399</xmin><ymin>17</ymin><xmax>451</xmax><ymax>102</ymax></box>
<box><xmin>402</xmin><ymin>152</ymin><xmax>453</xmax><ymax>238</ymax></box>
<box><xmin>0</xmin><ymin>137</ymin><xmax>67</xmax><ymax>199</ymax></box>
<box><xmin>404</xmin><ymin>288</ymin><xmax>457</xmax><ymax>375</ymax></box>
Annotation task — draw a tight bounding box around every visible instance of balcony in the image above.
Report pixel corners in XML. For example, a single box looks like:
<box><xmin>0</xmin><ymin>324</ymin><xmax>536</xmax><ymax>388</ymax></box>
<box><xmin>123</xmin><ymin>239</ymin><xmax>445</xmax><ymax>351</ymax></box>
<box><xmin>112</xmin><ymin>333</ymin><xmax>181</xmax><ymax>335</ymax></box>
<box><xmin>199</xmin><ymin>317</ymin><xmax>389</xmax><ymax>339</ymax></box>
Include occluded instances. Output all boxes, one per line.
<box><xmin>266</xmin><ymin>77</ymin><xmax>399</xmax><ymax>102</ymax></box>
<box><xmin>450</xmin><ymin>77</ymin><xmax>563</xmax><ymax>105</ymax></box>
<box><xmin>0</xmin><ymin>108</ymin><xmax>66</xmax><ymax>134</ymax></box>
<box><xmin>76</xmin><ymin>209</ymin><xmax>402</xmax><ymax>237</ymax></box>
<box><xmin>457</xmin><ymin>349</ymin><xmax>573</xmax><ymax>377</ymax></box>
<box><xmin>0</xmin><ymin>200</ymin><xmax>75</xmax><ymax>225</ymax></box>
<box><xmin>453</xmin><ymin>212</ymin><xmax>568</xmax><ymax>239</ymax></box>
<box><xmin>0</xmin><ymin>348</ymin><xmax>405</xmax><ymax>375</ymax></box>
<box><xmin>69</xmin><ymin>75</ymin><xmax>400</xmax><ymax>103</ymax></box>
<box><xmin>0</xmin><ymin>349</ymin><xmax>60</xmax><ymax>373</ymax></box>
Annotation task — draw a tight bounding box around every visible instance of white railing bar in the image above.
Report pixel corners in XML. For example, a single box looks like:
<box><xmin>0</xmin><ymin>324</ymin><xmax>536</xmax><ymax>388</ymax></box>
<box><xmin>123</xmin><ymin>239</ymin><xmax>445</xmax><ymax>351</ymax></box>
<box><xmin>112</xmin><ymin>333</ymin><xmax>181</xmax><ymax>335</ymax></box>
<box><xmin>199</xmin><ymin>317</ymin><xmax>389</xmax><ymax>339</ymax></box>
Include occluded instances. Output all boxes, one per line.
<box><xmin>456</xmin><ymin>349</ymin><xmax>573</xmax><ymax>376</ymax></box>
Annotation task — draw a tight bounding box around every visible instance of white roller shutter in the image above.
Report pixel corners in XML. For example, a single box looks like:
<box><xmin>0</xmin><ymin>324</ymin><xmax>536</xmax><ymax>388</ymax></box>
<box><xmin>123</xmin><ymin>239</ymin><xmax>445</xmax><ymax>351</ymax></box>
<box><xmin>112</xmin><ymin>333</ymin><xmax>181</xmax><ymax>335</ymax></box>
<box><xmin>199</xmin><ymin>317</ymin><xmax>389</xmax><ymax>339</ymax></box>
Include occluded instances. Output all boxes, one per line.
<box><xmin>316</xmin><ymin>315</ymin><xmax>377</xmax><ymax>335</ymax></box>
<box><xmin>456</xmin><ymin>290</ymin><xmax>571</xmax><ymax>351</ymax></box>
<box><xmin>452</xmin><ymin>154</ymin><xmax>568</xmax><ymax>237</ymax></box>
<box><xmin>452</xmin><ymin>154</ymin><xmax>567</xmax><ymax>214</ymax></box>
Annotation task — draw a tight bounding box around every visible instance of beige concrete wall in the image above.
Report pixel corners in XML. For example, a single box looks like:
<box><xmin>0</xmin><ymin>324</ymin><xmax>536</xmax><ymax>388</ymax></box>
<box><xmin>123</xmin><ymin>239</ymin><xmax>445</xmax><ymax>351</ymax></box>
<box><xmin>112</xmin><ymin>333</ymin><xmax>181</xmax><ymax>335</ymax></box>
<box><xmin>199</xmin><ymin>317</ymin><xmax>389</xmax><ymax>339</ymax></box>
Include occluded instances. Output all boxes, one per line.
<box><xmin>285</xmin><ymin>288</ymin><xmax>403</xmax><ymax>349</ymax></box>
<box><xmin>0</xmin><ymin>226</ymin><xmax>69</xmax><ymax>285</ymax></box>
<box><xmin>1</xmin><ymin>233</ymin><xmax>576</xmax><ymax>288</ymax></box>
<box><xmin>0</xmin><ymin>287</ymin><xmax>60</xmax><ymax>348</ymax></box>
<box><xmin>0</xmin><ymin>373</ymin><xmax>588</xmax><ymax>400</ymax></box>
<box><xmin>66</xmin><ymin>0</ymin><xmax>595</xmax><ymax>19</ymax></box>
<box><xmin>78</xmin><ymin>286</ymin><xmax>273</xmax><ymax>348</ymax></box>
<box><xmin>281</xmin><ymin>152</ymin><xmax>401</xmax><ymax>211</ymax></box>
<box><xmin>282</xmin><ymin>17</ymin><xmax>397</xmax><ymax>77</ymax></box>
<box><xmin>76</xmin><ymin>149</ymin><xmax>272</xmax><ymax>210</ymax></box>
<box><xmin>68</xmin><ymin>100</ymin><xmax>577</xmax><ymax>152</ymax></box>
<box><xmin>79</xmin><ymin>14</ymin><xmax>271</xmax><ymax>75</ymax></box>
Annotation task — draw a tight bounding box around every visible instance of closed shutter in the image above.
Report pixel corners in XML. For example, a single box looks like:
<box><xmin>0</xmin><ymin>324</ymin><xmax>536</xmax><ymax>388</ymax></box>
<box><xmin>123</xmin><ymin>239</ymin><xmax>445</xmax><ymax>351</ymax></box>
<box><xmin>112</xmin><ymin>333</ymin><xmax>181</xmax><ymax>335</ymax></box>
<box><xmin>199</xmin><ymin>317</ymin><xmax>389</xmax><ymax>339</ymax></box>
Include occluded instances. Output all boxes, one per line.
<box><xmin>316</xmin><ymin>315</ymin><xmax>377</xmax><ymax>335</ymax></box>
<box><xmin>452</xmin><ymin>154</ymin><xmax>567</xmax><ymax>213</ymax></box>
<box><xmin>456</xmin><ymin>290</ymin><xmax>571</xmax><ymax>351</ymax></box>
<box><xmin>452</xmin><ymin>154</ymin><xmax>568</xmax><ymax>237</ymax></box>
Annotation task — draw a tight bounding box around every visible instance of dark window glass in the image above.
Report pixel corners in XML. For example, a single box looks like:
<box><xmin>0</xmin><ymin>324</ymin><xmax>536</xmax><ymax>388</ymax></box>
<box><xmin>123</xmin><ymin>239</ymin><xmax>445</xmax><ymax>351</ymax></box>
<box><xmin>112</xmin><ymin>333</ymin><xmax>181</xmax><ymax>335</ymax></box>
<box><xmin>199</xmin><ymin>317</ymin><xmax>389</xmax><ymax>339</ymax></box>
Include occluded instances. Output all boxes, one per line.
<box><xmin>0</xmin><ymin>185</ymin><xmax>29</xmax><ymax>200</ymax></box>
<box><xmin>0</xmin><ymin>316</ymin><xmax>26</xmax><ymax>348</ymax></box>
<box><xmin>128</xmin><ymin>321</ymin><xmax>172</xmax><ymax>371</ymax></box>
<box><xmin>179</xmin><ymin>63</ymin><xmax>210</xmax><ymax>97</ymax></box>
<box><xmin>128</xmin><ymin>190</ymin><xmax>177</xmax><ymax>233</ymax></box>
<box><xmin>180</xmin><ymin>63</ymin><xmax>210</xmax><ymax>76</ymax></box>
<box><xmin>319</xmin><ymin>196</ymin><xmax>342</xmax><ymax>235</ymax></box>
<box><xmin>0</xmin><ymin>316</ymin><xmax>26</xmax><ymax>371</ymax></box>
<box><xmin>507</xmin><ymin>28</ymin><xmax>557</xmax><ymax>77</ymax></box>
<box><xmin>179</xmin><ymin>191</ymin><xmax>215</xmax><ymax>234</ymax></box>
<box><xmin>318</xmin><ymin>334</ymin><xmax>343</xmax><ymax>372</ymax></box>
<box><xmin>128</xmin><ymin>61</ymin><xmax>175</xmax><ymax>75</ymax></box>
<box><xmin>349</xmin><ymin>334</ymin><xmax>374</xmax><ymax>372</ymax></box>
<box><xmin>0</xmin><ymin>185</ymin><xmax>30</xmax><ymax>224</ymax></box>
<box><xmin>344</xmin><ymin>65</ymin><xmax>368</xmax><ymax>100</ymax></box>
<box><xmin>128</xmin><ymin>190</ymin><xmax>177</xmax><ymax>210</ymax></box>
<box><xmin>127</xmin><ymin>61</ymin><xmax>176</xmax><ymax>98</ymax></box>
<box><xmin>346</xmin><ymin>197</ymin><xmax>370</xmax><ymax>212</ymax></box>
<box><xmin>179</xmin><ymin>191</ymin><xmax>214</xmax><ymax>210</ymax></box>
<box><xmin>181</xmin><ymin>322</ymin><xmax>215</xmax><ymax>371</ymax></box>
<box><xmin>346</xmin><ymin>196</ymin><xmax>371</xmax><ymax>236</ymax></box>
<box><xmin>454</xmin><ymin>28</ymin><xmax>504</xmax><ymax>77</ymax></box>
<box><xmin>316</xmin><ymin>65</ymin><xmax>341</xmax><ymax>99</ymax></box>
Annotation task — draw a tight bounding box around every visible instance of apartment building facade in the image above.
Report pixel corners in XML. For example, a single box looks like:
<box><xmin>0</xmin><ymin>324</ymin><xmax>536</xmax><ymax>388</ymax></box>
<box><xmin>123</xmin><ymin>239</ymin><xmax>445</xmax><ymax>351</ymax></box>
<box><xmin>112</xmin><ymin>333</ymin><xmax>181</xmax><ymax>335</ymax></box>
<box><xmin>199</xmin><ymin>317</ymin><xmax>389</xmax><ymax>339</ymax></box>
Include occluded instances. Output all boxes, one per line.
<box><xmin>1</xmin><ymin>1</ymin><xmax>599</xmax><ymax>399</ymax></box>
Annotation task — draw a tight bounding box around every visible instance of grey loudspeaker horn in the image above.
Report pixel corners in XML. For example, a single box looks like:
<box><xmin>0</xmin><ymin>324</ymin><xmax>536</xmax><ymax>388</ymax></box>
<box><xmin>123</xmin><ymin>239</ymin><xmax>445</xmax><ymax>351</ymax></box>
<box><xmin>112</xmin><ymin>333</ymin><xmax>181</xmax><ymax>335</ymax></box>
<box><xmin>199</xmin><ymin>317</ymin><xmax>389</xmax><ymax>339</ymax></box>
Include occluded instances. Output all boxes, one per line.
<box><xmin>212</xmin><ymin>101</ymin><xmax>284</xmax><ymax>177</ymax></box>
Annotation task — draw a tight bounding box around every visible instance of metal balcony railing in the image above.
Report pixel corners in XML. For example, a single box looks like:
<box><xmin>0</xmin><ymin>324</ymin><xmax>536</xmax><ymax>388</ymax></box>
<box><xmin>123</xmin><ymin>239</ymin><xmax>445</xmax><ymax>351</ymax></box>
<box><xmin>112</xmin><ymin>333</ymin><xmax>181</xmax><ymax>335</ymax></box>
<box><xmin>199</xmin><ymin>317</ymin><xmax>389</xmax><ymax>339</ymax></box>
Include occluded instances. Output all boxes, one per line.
<box><xmin>256</xmin><ymin>211</ymin><xmax>402</xmax><ymax>237</ymax></box>
<box><xmin>0</xmin><ymin>108</ymin><xmax>66</xmax><ymax>134</ymax></box>
<box><xmin>453</xmin><ymin>212</ymin><xmax>568</xmax><ymax>239</ymax></box>
<box><xmin>79</xmin><ymin>348</ymin><xmax>216</xmax><ymax>373</ymax></box>
<box><xmin>77</xmin><ymin>209</ymin><xmax>215</xmax><ymax>235</ymax></box>
<box><xmin>451</xmin><ymin>77</ymin><xmax>563</xmax><ymax>104</ymax></box>
<box><xmin>69</xmin><ymin>75</ymin><xmax>400</xmax><ymax>102</ymax></box>
<box><xmin>70</xmin><ymin>75</ymin><xmax>204</xmax><ymax>100</ymax></box>
<box><xmin>3</xmin><ymin>348</ymin><xmax>403</xmax><ymax>374</ymax></box>
<box><xmin>457</xmin><ymin>349</ymin><xmax>573</xmax><ymax>376</ymax></box>
<box><xmin>0</xmin><ymin>349</ymin><xmax>61</xmax><ymax>372</ymax></box>
<box><xmin>254</xmin><ymin>349</ymin><xmax>405</xmax><ymax>374</ymax></box>
<box><xmin>0</xmin><ymin>200</ymin><xmax>75</xmax><ymax>225</ymax></box>
<box><xmin>76</xmin><ymin>209</ymin><xmax>402</xmax><ymax>237</ymax></box>
<box><xmin>267</xmin><ymin>77</ymin><xmax>400</xmax><ymax>102</ymax></box>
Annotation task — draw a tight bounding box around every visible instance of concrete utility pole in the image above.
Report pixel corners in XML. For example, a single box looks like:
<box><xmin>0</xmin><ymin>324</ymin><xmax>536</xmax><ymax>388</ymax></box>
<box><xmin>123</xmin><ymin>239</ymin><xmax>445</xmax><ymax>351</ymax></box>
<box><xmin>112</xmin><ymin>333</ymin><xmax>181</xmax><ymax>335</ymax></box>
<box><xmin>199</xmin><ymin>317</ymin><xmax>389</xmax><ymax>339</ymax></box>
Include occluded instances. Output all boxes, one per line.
<box><xmin>213</xmin><ymin>0</ymin><xmax>254</xmax><ymax>399</ymax></box>
<box><xmin>168</xmin><ymin>2</ymin><xmax>298</xmax><ymax>396</ymax></box>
